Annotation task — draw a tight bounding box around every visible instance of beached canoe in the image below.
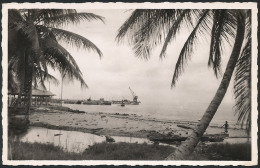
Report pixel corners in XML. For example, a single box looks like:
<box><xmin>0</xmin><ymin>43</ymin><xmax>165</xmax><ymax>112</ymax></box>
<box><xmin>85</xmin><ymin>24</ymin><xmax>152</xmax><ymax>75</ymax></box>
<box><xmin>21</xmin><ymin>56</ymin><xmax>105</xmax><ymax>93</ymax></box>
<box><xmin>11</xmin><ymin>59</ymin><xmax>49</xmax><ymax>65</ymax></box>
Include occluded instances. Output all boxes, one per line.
<box><xmin>177</xmin><ymin>124</ymin><xmax>194</xmax><ymax>130</ymax></box>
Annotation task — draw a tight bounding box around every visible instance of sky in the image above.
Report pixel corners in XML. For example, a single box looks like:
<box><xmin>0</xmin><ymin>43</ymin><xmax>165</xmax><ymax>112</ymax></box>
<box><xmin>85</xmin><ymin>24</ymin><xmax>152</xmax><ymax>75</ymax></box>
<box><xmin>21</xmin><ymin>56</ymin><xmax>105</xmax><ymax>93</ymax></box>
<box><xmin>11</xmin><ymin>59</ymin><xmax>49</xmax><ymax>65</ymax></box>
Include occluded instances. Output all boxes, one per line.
<box><xmin>47</xmin><ymin>9</ymin><xmax>235</xmax><ymax>111</ymax></box>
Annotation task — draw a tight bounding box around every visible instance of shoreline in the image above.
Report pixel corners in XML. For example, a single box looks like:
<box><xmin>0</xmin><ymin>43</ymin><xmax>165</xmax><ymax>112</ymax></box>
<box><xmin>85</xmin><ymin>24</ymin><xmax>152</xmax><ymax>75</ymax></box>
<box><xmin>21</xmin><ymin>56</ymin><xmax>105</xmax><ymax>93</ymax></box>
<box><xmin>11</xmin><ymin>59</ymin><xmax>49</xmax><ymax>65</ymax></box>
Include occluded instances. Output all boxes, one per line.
<box><xmin>29</xmin><ymin>106</ymin><xmax>248</xmax><ymax>139</ymax></box>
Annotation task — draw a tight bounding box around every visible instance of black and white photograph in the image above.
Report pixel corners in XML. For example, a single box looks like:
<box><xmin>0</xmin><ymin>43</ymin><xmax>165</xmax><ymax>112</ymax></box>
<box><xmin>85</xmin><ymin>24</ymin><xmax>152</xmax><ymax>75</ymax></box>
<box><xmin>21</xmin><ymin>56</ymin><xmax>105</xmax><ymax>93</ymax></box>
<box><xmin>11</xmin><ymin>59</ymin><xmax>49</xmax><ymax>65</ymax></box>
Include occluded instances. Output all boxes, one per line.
<box><xmin>2</xmin><ymin>2</ymin><xmax>258</xmax><ymax>166</ymax></box>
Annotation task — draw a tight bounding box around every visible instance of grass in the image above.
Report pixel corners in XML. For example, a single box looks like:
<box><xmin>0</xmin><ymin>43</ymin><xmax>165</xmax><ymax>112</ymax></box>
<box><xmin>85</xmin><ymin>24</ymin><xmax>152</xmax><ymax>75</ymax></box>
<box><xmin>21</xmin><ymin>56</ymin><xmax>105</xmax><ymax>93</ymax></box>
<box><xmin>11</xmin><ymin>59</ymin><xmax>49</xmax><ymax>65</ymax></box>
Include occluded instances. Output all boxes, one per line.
<box><xmin>8</xmin><ymin>140</ymin><xmax>251</xmax><ymax>160</ymax></box>
<box><xmin>9</xmin><ymin>141</ymin><xmax>82</xmax><ymax>160</ymax></box>
<box><xmin>83</xmin><ymin>142</ymin><xmax>175</xmax><ymax>160</ymax></box>
<box><xmin>195</xmin><ymin>142</ymin><xmax>251</xmax><ymax>161</ymax></box>
<box><xmin>8</xmin><ymin>141</ymin><xmax>175</xmax><ymax>160</ymax></box>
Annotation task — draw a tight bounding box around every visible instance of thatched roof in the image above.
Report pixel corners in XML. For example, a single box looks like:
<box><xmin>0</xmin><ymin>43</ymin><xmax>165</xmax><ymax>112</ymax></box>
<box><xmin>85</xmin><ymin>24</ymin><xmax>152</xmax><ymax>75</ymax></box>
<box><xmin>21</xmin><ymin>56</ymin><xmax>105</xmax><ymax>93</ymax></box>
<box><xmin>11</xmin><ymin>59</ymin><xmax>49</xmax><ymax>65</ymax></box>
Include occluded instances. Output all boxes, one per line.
<box><xmin>8</xmin><ymin>88</ymin><xmax>55</xmax><ymax>97</ymax></box>
<box><xmin>32</xmin><ymin>89</ymin><xmax>55</xmax><ymax>96</ymax></box>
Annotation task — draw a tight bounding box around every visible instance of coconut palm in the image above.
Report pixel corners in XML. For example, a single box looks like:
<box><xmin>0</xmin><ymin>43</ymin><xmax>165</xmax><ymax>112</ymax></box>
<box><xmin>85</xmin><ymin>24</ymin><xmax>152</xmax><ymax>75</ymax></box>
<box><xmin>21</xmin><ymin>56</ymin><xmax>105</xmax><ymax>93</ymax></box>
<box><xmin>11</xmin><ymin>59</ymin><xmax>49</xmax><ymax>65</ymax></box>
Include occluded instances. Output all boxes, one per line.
<box><xmin>116</xmin><ymin>9</ymin><xmax>251</xmax><ymax>159</ymax></box>
<box><xmin>8</xmin><ymin>9</ymin><xmax>104</xmax><ymax>116</ymax></box>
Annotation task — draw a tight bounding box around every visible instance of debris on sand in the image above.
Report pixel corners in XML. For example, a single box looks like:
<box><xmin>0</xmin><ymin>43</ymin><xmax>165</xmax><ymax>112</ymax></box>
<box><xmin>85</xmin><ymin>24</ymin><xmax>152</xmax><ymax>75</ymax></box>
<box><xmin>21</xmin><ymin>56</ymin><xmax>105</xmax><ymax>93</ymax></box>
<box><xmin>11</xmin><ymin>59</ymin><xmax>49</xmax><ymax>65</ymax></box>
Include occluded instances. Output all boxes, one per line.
<box><xmin>105</xmin><ymin>135</ymin><xmax>115</xmax><ymax>142</ymax></box>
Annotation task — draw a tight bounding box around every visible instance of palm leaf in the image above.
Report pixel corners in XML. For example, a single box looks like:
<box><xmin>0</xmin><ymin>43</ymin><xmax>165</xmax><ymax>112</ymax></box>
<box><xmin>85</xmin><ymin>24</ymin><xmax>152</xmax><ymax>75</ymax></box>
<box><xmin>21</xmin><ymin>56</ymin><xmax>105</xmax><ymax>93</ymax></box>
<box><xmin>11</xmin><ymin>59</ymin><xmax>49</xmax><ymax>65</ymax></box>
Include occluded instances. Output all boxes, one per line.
<box><xmin>51</xmin><ymin>28</ymin><xmax>103</xmax><ymax>57</ymax></box>
<box><xmin>41</xmin><ymin>37</ymin><xmax>87</xmax><ymax>88</ymax></box>
<box><xmin>33</xmin><ymin>66</ymin><xmax>59</xmax><ymax>89</ymax></box>
<box><xmin>117</xmin><ymin>9</ymin><xmax>178</xmax><ymax>59</ymax></box>
<box><xmin>208</xmin><ymin>10</ymin><xmax>226</xmax><ymax>77</ymax></box>
<box><xmin>234</xmin><ymin>37</ymin><xmax>251</xmax><ymax>133</ymax></box>
<box><xmin>32</xmin><ymin>9</ymin><xmax>76</xmax><ymax>22</ymax></box>
<box><xmin>159</xmin><ymin>9</ymin><xmax>194</xmax><ymax>59</ymax></box>
<box><xmin>208</xmin><ymin>10</ymin><xmax>237</xmax><ymax>77</ymax></box>
<box><xmin>132</xmin><ymin>10</ymin><xmax>178</xmax><ymax>59</ymax></box>
<box><xmin>171</xmin><ymin>10</ymin><xmax>211</xmax><ymax>87</ymax></box>
<box><xmin>41</xmin><ymin>37</ymin><xmax>82</xmax><ymax>73</ymax></box>
<box><xmin>44</xmin><ymin>48</ymin><xmax>88</xmax><ymax>88</ymax></box>
<box><xmin>8</xmin><ymin>9</ymin><xmax>25</xmax><ymax>25</ymax></box>
<box><xmin>116</xmin><ymin>9</ymin><xmax>153</xmax><ymax>43</ymax></box>
<box><xmin>37</xmin><ymin>10</ymin><xmax>104</xmax><ymax>27</ymax></box>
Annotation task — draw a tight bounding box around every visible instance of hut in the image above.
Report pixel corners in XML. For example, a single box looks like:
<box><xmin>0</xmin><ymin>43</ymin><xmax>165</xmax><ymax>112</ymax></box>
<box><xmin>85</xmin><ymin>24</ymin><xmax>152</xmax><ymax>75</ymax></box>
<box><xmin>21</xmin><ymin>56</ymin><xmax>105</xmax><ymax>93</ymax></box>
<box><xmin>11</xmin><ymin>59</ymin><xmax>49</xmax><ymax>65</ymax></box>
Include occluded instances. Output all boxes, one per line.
<box><xmin>8</xmin><ymin>88</ymin><xmax>55</xmax><ymax>107</ymax></box>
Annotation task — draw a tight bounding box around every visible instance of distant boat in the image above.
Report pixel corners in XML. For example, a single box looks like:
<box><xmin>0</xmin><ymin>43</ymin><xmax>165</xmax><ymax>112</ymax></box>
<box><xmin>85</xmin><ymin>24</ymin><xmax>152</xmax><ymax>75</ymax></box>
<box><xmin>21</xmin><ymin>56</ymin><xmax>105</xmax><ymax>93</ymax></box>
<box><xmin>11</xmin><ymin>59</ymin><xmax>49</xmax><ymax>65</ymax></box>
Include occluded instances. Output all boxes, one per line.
<box><xmin>121</xmin><ymin>100</ymin><xmax>125</xmax><ymax>107</ymax></box>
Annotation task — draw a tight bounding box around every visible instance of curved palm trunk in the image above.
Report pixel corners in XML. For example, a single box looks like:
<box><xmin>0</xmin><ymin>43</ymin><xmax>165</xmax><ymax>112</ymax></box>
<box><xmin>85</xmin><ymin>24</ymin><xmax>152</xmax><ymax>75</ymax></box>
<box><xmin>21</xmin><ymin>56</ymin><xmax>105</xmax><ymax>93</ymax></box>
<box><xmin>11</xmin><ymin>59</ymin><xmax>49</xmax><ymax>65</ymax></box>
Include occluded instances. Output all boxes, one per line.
<box><xmin>166</xmin><ymin>12</ymin><xmax>246</xmax><ymax>160</ymax></box>
<box><xmin>24</xmin><ymin>52</ymin><xmax>34</xmax><ymax>120</ymax></box>
<box><xmin>24</xmin><ymin>65</ymin><xmax>33</xmax><ymax>120</ymax></box>
<box><xmin>15</xmin><ymin>52</ymin><xmax>26</xmax><ymax>108</ymax></box>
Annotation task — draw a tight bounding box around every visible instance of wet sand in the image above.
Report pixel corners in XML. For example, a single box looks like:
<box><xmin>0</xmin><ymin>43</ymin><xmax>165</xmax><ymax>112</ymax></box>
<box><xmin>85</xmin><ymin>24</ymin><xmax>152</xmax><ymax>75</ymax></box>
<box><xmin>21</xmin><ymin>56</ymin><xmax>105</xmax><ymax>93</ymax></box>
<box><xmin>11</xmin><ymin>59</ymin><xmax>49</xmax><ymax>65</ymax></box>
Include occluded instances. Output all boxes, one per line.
<box><xmin>29</xmin><ymin>106</ymin><xmax>248</xmax><ymax>139</ymax></box>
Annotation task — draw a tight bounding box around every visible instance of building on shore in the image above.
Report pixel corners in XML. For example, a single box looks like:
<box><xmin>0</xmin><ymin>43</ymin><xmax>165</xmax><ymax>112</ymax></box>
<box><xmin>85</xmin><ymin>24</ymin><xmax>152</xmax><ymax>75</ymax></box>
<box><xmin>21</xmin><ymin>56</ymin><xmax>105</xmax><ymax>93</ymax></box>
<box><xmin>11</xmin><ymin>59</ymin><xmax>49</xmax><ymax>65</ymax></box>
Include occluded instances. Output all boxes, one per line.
<box><xmin>8</xmin><ymin>88</ymin><xmax>55</xmax><ymax>107</ymax></box>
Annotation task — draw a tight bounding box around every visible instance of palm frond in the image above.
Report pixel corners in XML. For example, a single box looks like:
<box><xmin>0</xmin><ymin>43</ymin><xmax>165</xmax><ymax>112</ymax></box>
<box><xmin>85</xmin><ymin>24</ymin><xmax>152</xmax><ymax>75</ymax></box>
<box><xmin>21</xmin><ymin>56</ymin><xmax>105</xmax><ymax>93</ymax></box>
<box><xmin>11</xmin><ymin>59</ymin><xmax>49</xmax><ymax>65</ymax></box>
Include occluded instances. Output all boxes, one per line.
<box><xmin>245</xmin><ymin>10</ymin><xmax>251</xmax><ymax>40</ymax></box>
<box><xmin>131</xmin><ymin>10</ymin><xmax>176</xmax><ymax>59</ymax></box>
<box><xmin>44</xmin><ymin>48</ymin><xmax>88</xmax><ymax>88</ymax></box>
<box><xmin>208</xmin><ymin>9</ymin><xmax>237</xmax><ymax>78</ymax></box>
<box><xmin>171</xmin><ymin>10</ymin><xmax>211</xmax><ymax>87</ymax></box>
<box><xmin>51</xmin><ymin>28</ymin><xmax>103</xmax><ymax>57</ymax></box>
<box><xmin>117</xmin><ymin>9</ymin><xmax>179</xmax><ymax>59</ymax></box>
<box><xmin>37</xmin><ymin>10</ymin><xmax>104</xmax><ymax>27</ymax></box>
<box><xmin>116</xmin><ymin>9</ymin><xmax>154</xmax><ymax>43</ymax></box>
<box><xmin>234</xmin><ymin>34</ymin><xmax>251</xmax><ymax>134</ymax></box>
<box><xmin>208</xmin><ymin>10</ymin><xmax>226</xmax><ymax>77</ymax></box>
<box><xmin>160</xmin><ymin>9</ymin><xmax>194</xmax><ymax>59</ymax></box>
<box><xmin>8</xmin><ymin>9</ymin><xmax>25</xmax><ymax>25</ymax></box>
<box><xmin>41</xmin><ymin>37</ymin><xmax>82</xmax><ymax>73</ymax></box>
<box><xmin>32</xmin><ymin>9</ymin><xmax>76</xmax><ymax>22</ymax></box>
<box><xmin>33</xmin><ymin>66</ymin><xmax>59</xmax><ymax>89</ymax></box>
<box><xmin>41</xmin><ymin>37</ymin><xmax>87</xmax><ymax>88</ymax></box>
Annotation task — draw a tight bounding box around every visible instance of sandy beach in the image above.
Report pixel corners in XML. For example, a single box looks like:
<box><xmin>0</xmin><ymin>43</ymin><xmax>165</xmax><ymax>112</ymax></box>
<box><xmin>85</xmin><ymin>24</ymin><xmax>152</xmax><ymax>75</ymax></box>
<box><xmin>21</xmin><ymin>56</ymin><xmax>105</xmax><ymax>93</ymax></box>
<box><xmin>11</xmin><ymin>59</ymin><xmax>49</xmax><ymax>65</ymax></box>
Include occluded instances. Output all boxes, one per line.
<box><xmin>29</xmin><ymin>106</ymin><xmax>248</xmax><ymax>139</ymax></box>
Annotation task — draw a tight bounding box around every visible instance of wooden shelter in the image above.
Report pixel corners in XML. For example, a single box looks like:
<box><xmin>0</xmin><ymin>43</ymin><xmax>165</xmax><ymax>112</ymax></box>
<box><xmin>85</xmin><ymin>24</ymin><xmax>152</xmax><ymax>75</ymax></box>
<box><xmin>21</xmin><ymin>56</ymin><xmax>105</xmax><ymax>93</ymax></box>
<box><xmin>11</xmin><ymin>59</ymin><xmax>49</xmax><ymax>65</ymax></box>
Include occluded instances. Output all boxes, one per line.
<box><xmin>8</xmin><ymin>88</ymin><xmax>55</xmax><ymax>107</ymax></box>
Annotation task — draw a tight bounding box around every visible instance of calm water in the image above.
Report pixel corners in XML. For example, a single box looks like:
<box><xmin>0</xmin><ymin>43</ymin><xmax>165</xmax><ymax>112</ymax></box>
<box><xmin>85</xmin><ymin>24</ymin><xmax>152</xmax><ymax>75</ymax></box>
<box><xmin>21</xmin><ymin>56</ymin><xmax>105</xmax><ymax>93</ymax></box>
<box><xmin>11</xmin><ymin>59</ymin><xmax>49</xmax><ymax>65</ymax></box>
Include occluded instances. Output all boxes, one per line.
<box><xmin>20</xmin><ymin>127</ymin><xmax>152</xmax><ymax>153</ymax></box>
<box><xmin>63</xmin><ymin>103</ymin><xmax>239</xmax><ymax>128</ymax></box>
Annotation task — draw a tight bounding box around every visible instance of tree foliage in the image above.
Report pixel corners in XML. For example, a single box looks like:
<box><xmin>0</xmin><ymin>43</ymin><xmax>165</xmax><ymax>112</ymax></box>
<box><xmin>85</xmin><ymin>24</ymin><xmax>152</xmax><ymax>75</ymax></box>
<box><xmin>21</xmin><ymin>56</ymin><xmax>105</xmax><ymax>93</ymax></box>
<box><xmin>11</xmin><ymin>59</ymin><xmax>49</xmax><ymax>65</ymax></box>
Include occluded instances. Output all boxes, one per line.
<box><xmin>8</xmin><ymin>9</ymin><xmax>104</xmax><ymax>92</ymax></box>
<box><xmin>117</xmin><ymin>9</ymin><xmax>251</xmax><ymax>132</ymax></box>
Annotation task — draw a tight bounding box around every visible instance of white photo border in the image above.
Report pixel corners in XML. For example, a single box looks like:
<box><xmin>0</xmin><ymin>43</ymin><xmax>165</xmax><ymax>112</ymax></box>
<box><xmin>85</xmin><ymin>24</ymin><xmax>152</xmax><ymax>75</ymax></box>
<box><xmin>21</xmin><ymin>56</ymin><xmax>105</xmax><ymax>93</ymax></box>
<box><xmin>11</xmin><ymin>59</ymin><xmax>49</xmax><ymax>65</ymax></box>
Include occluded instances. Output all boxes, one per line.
<box><xmin>1</xmin><ymin>2</ymin><xmax>258</xmax><ymax>166</ymax></box>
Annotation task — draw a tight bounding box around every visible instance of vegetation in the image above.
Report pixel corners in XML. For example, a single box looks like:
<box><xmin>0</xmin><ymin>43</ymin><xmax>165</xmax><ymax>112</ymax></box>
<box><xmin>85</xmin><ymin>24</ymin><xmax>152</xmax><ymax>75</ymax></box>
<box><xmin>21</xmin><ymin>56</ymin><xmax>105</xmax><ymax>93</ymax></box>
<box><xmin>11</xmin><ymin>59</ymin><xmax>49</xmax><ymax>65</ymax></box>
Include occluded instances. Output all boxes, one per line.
<box><xmin>9</xmin><ymin>141</ymin><xmax>175</xmax><ymax>160</ymax></box>
<box><xmin>9</xmin><ymin>141</ymin><xmax>251</xmax><ymax>160</ymax></box>
<box><xmin>8</xmin><ymin>9</ymin><xmax>104</xmax><ymax>117</ymax></box>
<box><xmin>117</xmin><ymin>9</ymin><xmax>251</xmax><ymax>159</ymax></box>
<box><xmin>195</xmin><ymin>142</ymin><xmax>251</xmax><ymax>161</ymax></box>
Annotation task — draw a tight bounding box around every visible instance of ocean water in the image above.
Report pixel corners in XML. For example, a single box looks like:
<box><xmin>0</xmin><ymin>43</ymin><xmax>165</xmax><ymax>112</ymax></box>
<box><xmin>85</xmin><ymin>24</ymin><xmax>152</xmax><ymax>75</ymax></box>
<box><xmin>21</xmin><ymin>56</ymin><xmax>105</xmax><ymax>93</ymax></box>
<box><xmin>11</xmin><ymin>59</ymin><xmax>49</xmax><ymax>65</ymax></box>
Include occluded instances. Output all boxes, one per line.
<box><xmin>63</xmin><ymin>102</ymin><xmax>240</xmax><ymax>128</ymax></box>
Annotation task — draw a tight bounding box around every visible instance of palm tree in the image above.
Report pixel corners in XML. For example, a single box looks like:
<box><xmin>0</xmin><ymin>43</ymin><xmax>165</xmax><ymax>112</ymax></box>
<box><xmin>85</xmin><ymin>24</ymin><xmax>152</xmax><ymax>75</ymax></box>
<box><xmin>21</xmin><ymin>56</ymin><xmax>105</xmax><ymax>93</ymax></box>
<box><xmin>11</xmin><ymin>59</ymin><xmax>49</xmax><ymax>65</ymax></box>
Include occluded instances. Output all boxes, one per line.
<box><xmin>116</xmin><ymin>9</ymin><xmax>251</xmax><ymax>159</ymax></box>
<box><xmin>8</xmin><ymin>9</ymin><xmax>104</xmax><ymax>117</ymax></box>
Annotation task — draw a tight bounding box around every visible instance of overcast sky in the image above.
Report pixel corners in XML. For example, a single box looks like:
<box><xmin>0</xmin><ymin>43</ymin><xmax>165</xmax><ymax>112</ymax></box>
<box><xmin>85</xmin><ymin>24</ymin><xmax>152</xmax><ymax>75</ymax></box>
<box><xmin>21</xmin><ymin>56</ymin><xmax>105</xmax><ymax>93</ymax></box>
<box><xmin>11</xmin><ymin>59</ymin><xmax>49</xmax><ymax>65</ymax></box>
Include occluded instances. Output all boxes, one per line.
<box><xmin>47</xmin><ymin>9</ymin><xmax>235</xmax><ymax>111</ymax></box>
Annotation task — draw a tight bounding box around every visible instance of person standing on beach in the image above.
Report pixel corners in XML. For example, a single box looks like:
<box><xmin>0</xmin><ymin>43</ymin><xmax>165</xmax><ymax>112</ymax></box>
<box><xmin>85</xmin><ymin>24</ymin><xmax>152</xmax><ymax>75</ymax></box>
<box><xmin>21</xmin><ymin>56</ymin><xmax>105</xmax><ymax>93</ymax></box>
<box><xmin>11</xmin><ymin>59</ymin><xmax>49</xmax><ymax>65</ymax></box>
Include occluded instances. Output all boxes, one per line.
<box><xmin>222</xmin><ymin>121</ymin><xmax>229</xmax><ymax>133</ymax></box>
